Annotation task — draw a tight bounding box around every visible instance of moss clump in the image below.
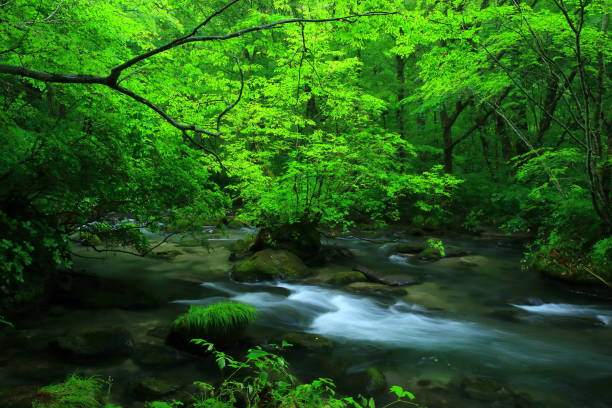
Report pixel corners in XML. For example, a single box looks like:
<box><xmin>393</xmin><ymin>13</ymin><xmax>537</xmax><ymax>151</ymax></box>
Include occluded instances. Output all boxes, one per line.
<box><xmin>171</xmin><ymin>302</ymin><xmax>258</xmax><ymax>343</ymax></box>
<box><xmin>32</xmin><ymin>375</ymin><xmax>104</xmax><ymax>408</ymax></box>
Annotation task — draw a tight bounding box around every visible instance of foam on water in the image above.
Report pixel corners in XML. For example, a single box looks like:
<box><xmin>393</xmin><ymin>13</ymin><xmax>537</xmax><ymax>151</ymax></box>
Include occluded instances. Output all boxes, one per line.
<box><xmin>512</xmin><ymin>303</ymin><xmax>612</xmax><ymax>325</ymax></box>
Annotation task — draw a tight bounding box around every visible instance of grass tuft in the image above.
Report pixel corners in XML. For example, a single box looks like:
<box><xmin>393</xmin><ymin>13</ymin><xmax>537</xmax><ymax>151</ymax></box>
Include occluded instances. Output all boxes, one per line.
<box><xmin>172</xmin><ymin>302</ymin><xmax>258</xmax><ymax>341</ymax></box>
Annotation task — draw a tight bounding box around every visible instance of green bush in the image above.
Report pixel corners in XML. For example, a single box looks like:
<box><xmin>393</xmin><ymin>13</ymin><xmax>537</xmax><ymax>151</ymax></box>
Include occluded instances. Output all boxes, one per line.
<box><xmin>171</xmin><ymin>302</ymin><xmax>258</xmax><ymax>342</ymax></box>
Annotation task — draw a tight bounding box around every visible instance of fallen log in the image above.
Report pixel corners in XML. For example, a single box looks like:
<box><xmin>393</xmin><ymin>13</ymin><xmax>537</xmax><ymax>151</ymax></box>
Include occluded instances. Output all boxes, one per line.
<box><xmin>352</xmin><ymin>265</ymin><xmax>403</xmax><ymax>286</ymax></box>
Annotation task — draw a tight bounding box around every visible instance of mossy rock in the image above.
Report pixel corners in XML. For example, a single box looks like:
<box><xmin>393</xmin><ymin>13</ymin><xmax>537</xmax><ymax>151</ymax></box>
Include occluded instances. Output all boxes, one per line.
<box><xmin>252</xmin><ymin>222</ymin><xmax>321</xmax><ymax>261</ymax></box>
<box><xmin>280</xmin><ymin>332</ymin><xmax>333</xmax><ymax>351</ymax></box>
<box><xmin>394</xmin><ymin>242</ymin><xmax>427</xmax><ymax>254</ymax></box>
<box><xmin>32</xmin><ymin>375</ymin><xmax>105</xmax><ymax>408</ymax></box>
<box><xmin>345</xmin><ymin>282</ymin><xmax>407</xmax><ymax>297</ymax></box>
<box><xmin>326</xmin><ymin>271</ymin><xmax>367</xmax><ymax>285</ymax></box>
<box><xmin>416</xmin><ymin>245</ymin><xmax>470</xmax><ymax>261</ymax></box>
<box><xmin>232</xmin><ymin>249</ymin><xmax>312</xmax><ymax>282</ymax></box>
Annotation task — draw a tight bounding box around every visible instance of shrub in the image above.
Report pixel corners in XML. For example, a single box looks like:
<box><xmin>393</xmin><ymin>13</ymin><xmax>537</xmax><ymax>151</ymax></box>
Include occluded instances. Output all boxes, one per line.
<box><xmin>171</xmin><ymin>302</ymin><xmax>258</xmax><ymax>343</ymax></box>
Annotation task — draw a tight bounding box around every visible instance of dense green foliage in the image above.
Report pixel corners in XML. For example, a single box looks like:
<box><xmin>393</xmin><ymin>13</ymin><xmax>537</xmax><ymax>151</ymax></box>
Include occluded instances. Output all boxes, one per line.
<box><xmin>0</xmin><ymin>0</ymin><xmax>610</xmax><ymax>297</ymax></box>
<box><xmin>171</xmin><ymin>302</ymin><xmax>258</xmax><ymax>341</ymax></box>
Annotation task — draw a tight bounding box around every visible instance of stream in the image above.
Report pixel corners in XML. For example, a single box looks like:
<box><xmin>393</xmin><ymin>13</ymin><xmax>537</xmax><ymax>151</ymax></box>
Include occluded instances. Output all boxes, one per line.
<box><xmin>1</xmin><ymin>228</ymin><xmax>611</xmax><ymax>407</ymax></box>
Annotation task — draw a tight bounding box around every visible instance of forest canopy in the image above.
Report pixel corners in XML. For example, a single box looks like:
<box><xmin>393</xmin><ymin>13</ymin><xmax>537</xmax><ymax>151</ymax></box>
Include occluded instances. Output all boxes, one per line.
<box><xmin>0</xmin><ymin>0</ymin><xmax>610</xmax><ymax>298</ymax></box>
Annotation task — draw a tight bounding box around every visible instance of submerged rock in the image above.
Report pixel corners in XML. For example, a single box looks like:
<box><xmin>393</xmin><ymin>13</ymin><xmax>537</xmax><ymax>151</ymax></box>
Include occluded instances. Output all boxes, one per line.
<box><xmin>280</xmin><ymin>332</ymin><xmax>333</xmax><ymax>351</ymax></box>
<box><xmin>345</xmin><ymin>282</ymin><xmax>407</xmax><ymax>297</ymax></box>
<box><xmin>326</xmin><ymin>271</ymin><xmax>367</xmax><ymax>285</ymax></box>
<box><xmin>53</xmin><ymin>327</ymin><xmax>133</xmax><ymax>361</ymax></box>
<box><xmin>232</xmin><ymin>249</ymin><xmax>312</xmax><ymax>282</ymax></box>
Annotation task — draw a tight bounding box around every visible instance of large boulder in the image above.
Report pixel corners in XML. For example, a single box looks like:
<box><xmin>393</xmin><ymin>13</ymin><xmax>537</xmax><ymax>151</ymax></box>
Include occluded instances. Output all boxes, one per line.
<box><xmin>53</xmin><ymin>327</ymin><xmax>133</xmax><ymax>361</ymax></box>
<box><xmin>232</xmin><ymin>249</ymin><xmax>312</xmax><ymax>282</ymax></box>
<box><xmin>251</xmin><ymin>222</ymin><xmax>321</xmax><ymax>261</ymax></box>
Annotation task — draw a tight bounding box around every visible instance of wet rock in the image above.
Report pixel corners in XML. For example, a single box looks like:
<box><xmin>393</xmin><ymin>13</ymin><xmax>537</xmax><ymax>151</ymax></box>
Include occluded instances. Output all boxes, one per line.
<box><xmin>326</xmin><ymin>271</ymin><xmax>367</xmax><ymax>285</ymax></box>
<box><xmin>280</xmin><ymin>332</ymin><xmax>333</xmax><ymax>351</ymax></box>
<box><xmin>232</xmin><ymin>249</ymin><xmax>312</xmax><ymax>282</ymax></box>
<box><xmin>345</xmin><ymin>282</ymin><xmax>407</xmax><ymax>297</ymax></box>
<box><xmin>54</xmin><ymin>327</ymin><xmax>133</xmax><ymax>361</ymax></box>
<box><xmin>133</xmin><ymin>377</ymin><xmax>180</xmax><ymax>400</ymax></box>
<box><xmin>461</xmin><ymin>377</ymin><xmax>512</xmax><ymax>401</ymax></box>
<box><xmin>416</xmin><ymin>245</ymin><xmax>471</xmax><ymax>262</ymax></box>
<box><xmin>132</xmin><ymin>343</ymin><xmax>186</xmax><ymax>368</ymax></box>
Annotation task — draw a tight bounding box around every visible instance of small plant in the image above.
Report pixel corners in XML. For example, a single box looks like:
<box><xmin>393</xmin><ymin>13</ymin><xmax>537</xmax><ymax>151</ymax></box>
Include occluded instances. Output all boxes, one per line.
<box><xmin>33</xmin><ymin>375</ymin><xmax>106</xmax><ymax>408</ymax></box>
<box><xmin>427</xmin><ymin>238</ymin><xmax>446</xmax><ymax>257</ymax></box>
<box><xmin>172</xmin><ymin>302</ymin><xmax>258</xmax><ymax>342</ymax></box>
<box><xmin>189</xmin><ymin>340</ymin><xmax>424</xmax><ymax>408</ymax></box>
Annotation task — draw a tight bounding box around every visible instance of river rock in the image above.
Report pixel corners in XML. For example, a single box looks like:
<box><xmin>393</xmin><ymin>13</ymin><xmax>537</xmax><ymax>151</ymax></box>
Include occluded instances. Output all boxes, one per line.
<box><xmin>133</xmin><ymin>377</ymin><xmax>180</xmax><ymax>400</ymax></box>
<box><xmin>461</xmin><ymin>377</ymin><xmax>512</xmax><ymax>401</ymax></box>
<box><xmin>345</xmin><ymin>282</ymin><xmax>407</xmax><ymax>297</ymax></box>
<box><xmin>232</xmin><ymin>249</ymin><xmax>312</xmax><ymax>282</ymax></box>
<box><xmin>280</xmin><ymin>332</ymin><xmax>333</xmax><ymax>351</ymax></box>
<box><xmin>326</xmin><ymin>271</ymin><xmax>367</xmax><ymax>285</ymax></box>
<box><xmin>416</xmin><ymin>245</ymin><xmax>471</xmax><ymax>262</ymax></box>
<box><xmin>54</xmin><ymin>327</ymin><xmax>134</xmax><ymax>361</ymax></box>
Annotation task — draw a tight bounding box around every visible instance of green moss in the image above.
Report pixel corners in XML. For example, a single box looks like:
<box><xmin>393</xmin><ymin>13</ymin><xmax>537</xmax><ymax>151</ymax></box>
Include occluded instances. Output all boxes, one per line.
<box><xmin>32</xmin><ymin>375</ymin><xmax>104</xmax><ymax>408</ymax></box>
<box><xmin>172</xmin><ymin>302</ymin><xmax>258</xmax><ymax>342</ymax></box>
<box><xmin>326</xmin><ymin>271</ymin><xmax>366</xmax><ymax>285</ymax></box>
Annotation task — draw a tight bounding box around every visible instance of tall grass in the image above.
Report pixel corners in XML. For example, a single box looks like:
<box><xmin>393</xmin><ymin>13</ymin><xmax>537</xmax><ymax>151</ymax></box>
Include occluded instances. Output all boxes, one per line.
<box><xmin>172</xmin><ymin>302</ymin><xmax>258</xmax><ymax>341</ymax></box>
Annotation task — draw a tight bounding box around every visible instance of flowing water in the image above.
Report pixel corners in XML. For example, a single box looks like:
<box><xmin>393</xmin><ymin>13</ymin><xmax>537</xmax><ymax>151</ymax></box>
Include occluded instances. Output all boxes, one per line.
<box><xmin>2</xmin><ymin>229</ymin><xmax>612</xmax><ymax>407</ymax></box>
